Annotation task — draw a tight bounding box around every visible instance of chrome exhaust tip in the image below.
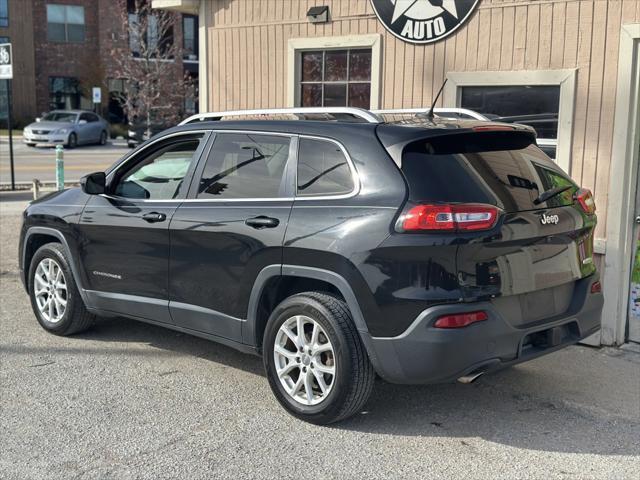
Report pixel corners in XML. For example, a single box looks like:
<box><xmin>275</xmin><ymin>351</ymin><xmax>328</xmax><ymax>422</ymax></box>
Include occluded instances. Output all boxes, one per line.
<box><xmin>457</xmin><ymin>371</ymin><xmax>485</xmax><ymax>384</ymax></box>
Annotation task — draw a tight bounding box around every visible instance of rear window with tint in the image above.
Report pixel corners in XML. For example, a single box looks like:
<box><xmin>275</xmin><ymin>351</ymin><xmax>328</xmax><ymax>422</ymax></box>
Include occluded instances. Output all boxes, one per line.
<box><xmin>401</xmin><ymin>143</ymin><xmax>576</xmax><ymax>213</ymax></box>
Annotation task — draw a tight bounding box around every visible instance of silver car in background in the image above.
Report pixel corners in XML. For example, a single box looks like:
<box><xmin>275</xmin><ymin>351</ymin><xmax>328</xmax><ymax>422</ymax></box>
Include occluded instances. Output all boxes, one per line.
<box><xmin>23</xmin><ymin>110</ymin><xmax>110</xmax><ymax>148</ymax></box>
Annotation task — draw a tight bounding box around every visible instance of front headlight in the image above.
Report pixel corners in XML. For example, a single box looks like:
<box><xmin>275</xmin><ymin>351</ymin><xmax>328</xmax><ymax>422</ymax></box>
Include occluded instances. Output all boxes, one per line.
<box><xmin>24</xmin><ymin>127</ymin><xmax>31</xmax><ymax>134</ymax></box>
<box><xmin>55</xmin><ymin>128</ymin><xmax>69</xmax><ymax>134</ymax></box>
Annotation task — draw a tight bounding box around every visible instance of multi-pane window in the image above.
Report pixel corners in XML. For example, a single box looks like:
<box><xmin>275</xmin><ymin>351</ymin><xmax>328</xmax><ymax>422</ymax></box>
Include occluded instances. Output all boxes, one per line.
<box><xmin>128</xmin><ymin>12</ymin><xmax>159</xmax><ymax>54</ymax></box>
<box><xmin>183</xmin><ymin>15</ymin><xmax>198</xmax><ymax>60</ymax></box>
<box><xmin>47</xmin><ymin>4</ymin><xmax>85</xmax><ymax>43</ymax></box>
<box><xmin>128</xmin><ymin>12</ymin><xmax>174</xmax><ymax>57</ymax></box>
<box><xmin>49</xmin><ymin>77</ymin><xmax>81</xmax><ymax>110</ymax></box>
<box><xmin>0</xmin><ymin>0</ymin><xmax>8</xmax><ymax>27</ymax></box>
<box><xmin>299</xmin><ymin>49</ymin><xmax>372</xmax><ymax>109</ymax></box>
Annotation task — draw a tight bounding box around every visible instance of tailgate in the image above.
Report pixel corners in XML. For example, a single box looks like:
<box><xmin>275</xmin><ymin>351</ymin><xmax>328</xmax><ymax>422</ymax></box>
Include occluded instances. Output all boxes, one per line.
<box><xmin>456</xmin><ymin>206</ymin><xmax>596</xmax><ymax>327</ymax></box>
<box><xmin>448</xmin><ymin>146</ymin><xmax>597</xmax><ymax>327</ymax></box>
<box><xmin>395</xmin><ymin>131</ymin><xmax>597</xmax><ymax>328</ymax></box>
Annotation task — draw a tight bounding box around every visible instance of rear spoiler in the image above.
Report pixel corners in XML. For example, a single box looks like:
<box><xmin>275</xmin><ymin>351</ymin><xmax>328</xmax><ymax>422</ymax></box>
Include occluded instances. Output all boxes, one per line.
<box><xmin>376</xmin><ymin>123</ymin><xmax>537</xmax><ymax>166</ymax></box>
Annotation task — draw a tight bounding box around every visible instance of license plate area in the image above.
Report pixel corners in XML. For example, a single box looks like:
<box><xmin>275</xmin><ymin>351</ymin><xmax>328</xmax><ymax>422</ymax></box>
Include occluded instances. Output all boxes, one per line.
<box><xmin>519</xmin><ymin>321</ymin><xmax>580</xmax><ymax>358</ymax></box>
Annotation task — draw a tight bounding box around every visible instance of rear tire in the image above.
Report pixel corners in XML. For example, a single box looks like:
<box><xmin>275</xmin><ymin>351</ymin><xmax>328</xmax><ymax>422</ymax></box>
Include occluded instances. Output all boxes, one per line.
<box><xmin>28</xmin><ymin>243</ymin><xmax>95</xmax><ymax>336</ymax></box>
<box><xmin>263</xmin><ymin>291</ymin><xmax>374</xmax><ymax>424</ymax></box>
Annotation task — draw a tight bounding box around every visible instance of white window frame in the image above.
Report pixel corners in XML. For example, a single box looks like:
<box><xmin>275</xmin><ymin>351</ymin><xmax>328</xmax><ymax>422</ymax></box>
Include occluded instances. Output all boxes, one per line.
<box><xmin>443</xmin><ymin>69</ymin><xmax>577</xmax><ymax>174</ymax></box>
<box><xmin>287</xmin><ymin>34</ymin><xmax>382</xmax><ymax>109</ymax></box>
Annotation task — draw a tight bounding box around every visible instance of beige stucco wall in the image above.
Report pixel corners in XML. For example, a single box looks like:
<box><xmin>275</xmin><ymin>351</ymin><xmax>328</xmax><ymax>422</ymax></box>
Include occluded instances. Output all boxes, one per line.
<box><xmin>202</xmin><ymin>0</ymin><xmax>640</xmax><ymax>241</ymax></box>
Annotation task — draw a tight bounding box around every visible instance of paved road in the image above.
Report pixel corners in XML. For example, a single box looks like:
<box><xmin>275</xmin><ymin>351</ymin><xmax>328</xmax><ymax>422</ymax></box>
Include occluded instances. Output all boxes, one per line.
<box><xmin>0</xmin><ymin>138</ymin><xmax>129</xmax><ymax>184</ymax></box>
<box><xmin>1</xmin><ymin>195</ymin><xmax>639</xmax><ymax>479</ymax></box>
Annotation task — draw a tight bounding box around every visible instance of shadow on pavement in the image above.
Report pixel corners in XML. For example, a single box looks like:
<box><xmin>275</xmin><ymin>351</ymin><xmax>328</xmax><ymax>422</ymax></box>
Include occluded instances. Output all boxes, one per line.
<box><xmin>67</xmin><ymin>315</ymin><xmax>640</xmax><ymax>457</ymax></box>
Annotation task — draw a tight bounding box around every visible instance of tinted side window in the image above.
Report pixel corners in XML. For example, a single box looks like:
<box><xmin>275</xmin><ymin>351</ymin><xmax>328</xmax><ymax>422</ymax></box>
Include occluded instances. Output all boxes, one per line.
<box><xmin>197</xmin><ymin>133</ymin><xmax>291</xmax><ymax>199</ymax></box>
<box><xmin>113</xmin><ymin>135</ymin><xmax>203</xmax><ymax>200</ymax></box>
<box><xmin>297</xmin><ymin>138</ymin><xmax>353</xmax><ymax>196</ymax></box>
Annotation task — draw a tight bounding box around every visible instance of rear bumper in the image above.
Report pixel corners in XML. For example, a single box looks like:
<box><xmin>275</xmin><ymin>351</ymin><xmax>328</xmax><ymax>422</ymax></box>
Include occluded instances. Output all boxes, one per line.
<box><xmin>362</xmin><ymin>275</ymin><xmax>603</xmax><ymax>384</ymax></box>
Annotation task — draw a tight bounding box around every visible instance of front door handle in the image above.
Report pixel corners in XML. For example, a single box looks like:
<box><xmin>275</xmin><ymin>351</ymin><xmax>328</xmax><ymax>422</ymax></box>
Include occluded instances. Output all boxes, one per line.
<box><xmin>245</xmin><ymin>216</ymin><xmax>279</xmax><ymax>229</ymax></box>
<box><xmin>142</xmin><ymin>212</ymin><xmax>167</xmax><ymax>223</ymax></box>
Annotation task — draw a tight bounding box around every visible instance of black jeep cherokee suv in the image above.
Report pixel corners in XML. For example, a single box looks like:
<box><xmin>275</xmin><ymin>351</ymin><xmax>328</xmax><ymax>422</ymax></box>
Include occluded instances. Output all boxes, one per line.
<box><xmin>19</xmin><ymin>108</ymin><xmax>603</xmax><ymax>424</ymax></box>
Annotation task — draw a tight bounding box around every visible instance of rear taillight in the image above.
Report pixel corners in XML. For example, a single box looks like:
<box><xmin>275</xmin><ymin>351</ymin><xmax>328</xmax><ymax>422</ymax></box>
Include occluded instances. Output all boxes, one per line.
<box><xmin>574</xmin><ymin>188</ymin><xmax>596</xmax><ymax>214</ymax></box>
<box><xmin>434</xmin><ymin>311</ymin><xmax>488</xmax><ymax>328</ymax></box>
<box><xmin>590</xmin><ymin>281</ymin><xmax>602</xmax><ymax>294</ymax></box>
<box><xmin>398</xmin><ymin>204</ymin><xmax>499</xmax><ymax>232</ymax></box>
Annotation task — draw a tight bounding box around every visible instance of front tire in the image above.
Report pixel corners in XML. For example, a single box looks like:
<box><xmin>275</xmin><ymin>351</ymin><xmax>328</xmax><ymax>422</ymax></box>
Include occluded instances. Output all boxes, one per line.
<box><xmin>28</xmin><ymin>243</ymin><xmax>95</xmax><ymax>336</ymax></box>
<box><xmin>99</xmin><ymin>130</ymin><xmax>107</xmax><ymax>145</ymax></box>
<box><xmin>263</xmin><ymin>292</ymin><xmax>374</xmax><ymax>424</ymax></box>
<box><xmin>67</xmin><ymin>133</ymin><xmax>77</xmax><ymax>149</ymax></box>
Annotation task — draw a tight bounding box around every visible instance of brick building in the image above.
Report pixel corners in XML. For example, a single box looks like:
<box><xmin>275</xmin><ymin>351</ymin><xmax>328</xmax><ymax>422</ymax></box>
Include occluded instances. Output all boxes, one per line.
<box><xmin>0</xmin><ymin>0</ymin><xmax>198</xmax><ymax>126</ymax></box>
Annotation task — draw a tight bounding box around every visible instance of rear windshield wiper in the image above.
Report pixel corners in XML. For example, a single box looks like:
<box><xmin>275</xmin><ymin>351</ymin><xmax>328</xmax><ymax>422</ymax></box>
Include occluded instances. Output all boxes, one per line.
<box><xmin>533</xmin><ymin>185</ymin><xmax>573</xmax><ymax>205</ymax></box>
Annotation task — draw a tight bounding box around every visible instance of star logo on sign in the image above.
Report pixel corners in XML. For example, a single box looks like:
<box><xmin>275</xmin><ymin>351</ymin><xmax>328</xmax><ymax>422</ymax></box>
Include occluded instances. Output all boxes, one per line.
<box><xmin>391</xmin><ymin>0</ymin><xmax>459</xmax><ymax>23</ymax></box>
<box><xmin>371</xmin><ymin>0</ymin><xmax>480</xmax><ymax>45</ymax></box>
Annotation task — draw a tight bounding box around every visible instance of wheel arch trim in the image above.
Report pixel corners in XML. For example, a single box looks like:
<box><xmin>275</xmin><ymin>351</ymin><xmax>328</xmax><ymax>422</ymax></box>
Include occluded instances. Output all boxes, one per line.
<box><xmin>244</xmin><ymin>264</ymin><xmax>383</xmax><ymax>363</ymax></box>
<box><xmin>23</xmin><ymin>226</ymin><xmax>89</xmax><ymax>304</ymax></box>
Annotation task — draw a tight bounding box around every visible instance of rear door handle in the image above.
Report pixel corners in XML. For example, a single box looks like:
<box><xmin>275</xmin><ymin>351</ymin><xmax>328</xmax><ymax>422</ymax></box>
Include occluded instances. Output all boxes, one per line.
<box><xmin>245</xmin><ymin>216</ymin><xmax>279</xmax><ymax>229</ymax></box>
<box><xmin>142</xmin><ymin>212</ymin><xmax>167</xmax><ymax>223</ymax></box>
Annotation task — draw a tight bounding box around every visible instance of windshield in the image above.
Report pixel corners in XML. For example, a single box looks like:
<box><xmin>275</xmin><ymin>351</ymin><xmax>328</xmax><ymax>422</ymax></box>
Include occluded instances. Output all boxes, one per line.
<box><xmin>42</xmin><ymin>112</ymin><xmax>78</xmax><ymax>123</ymax></box>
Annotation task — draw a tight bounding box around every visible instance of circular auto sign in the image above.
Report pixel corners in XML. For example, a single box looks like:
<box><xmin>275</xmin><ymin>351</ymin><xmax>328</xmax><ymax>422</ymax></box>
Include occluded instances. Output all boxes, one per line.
<box><xmin>370</xmin><ymin>0</ymin><xmax>481</xmax><ymax>45</ymax></box>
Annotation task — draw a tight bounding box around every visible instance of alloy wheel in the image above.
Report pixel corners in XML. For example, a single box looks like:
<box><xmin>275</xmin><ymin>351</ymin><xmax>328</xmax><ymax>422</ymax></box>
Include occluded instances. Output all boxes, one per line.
<box><xmin>34</xmin><ymin>258</ymin><xmax>67</xmax><ymax>323</ymax></box>
<box><xmin>273</xmin><ymin>315</ymin><xmax>336</xmax><ymax>406</ymax></box>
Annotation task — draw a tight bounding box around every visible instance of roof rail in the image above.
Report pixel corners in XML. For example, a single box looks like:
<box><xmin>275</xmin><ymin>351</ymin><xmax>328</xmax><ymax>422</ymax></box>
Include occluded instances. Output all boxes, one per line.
<box><xmin>179</xmin><ymin>107</ymin><xmax>382</xmax><ymax>125</ymax></box>
<box><xmin>372</xmin><ymin>107</ymin><xmax>489</xmax><ymax>121</ymax></box>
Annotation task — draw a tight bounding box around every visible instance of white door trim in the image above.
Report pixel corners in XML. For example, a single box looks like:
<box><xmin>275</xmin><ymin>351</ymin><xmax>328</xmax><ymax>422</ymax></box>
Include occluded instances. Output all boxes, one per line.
<box><xmin>443</xmin><ymin>69</ymin><xmax>576</xmax><ymax>174</ymax></box>
<box><xmin>601</xmin><ymin>23</ymin><xmax>640</xmax><ymax>346</ymax></box>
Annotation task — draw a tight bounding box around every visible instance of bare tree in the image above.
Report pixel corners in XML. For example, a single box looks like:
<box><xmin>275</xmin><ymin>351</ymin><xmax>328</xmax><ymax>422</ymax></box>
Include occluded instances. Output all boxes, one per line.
<box><xmin>110</xmin><ymin>0</ymin><xmax>194</xmax><ymax>135</ymax></box>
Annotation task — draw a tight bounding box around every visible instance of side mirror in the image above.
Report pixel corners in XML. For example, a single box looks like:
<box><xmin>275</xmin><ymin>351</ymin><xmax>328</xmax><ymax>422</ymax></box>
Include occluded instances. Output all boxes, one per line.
<box><xmin>80</xmin><ymin>172</ymin><xmax>106</xmax><ymax>195</ymax></box>
<box><xmin>78</xmin><ymin>119</ymin><xmax>88</xmax><ymax>125</ymax></box>
<box><xmin>35</xmin><ymin>117</ymin><xmax>41</xmax><ymax>122</ymax></box>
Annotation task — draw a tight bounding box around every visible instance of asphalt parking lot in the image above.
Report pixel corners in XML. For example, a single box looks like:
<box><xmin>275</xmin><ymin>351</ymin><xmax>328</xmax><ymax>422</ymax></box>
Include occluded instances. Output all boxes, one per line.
<box><xmin>1</xmin><ymin>193</ymin><xmax>639</xmax><ymax>479</ymax></box>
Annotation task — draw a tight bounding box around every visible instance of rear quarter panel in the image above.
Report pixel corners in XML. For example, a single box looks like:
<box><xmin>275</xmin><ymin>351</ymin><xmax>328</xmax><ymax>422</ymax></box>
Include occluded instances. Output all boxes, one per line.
<box><xmin>283</xmin><ymin>129</ymin><xmax>408</xmax><ymax>337</ymax></box>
